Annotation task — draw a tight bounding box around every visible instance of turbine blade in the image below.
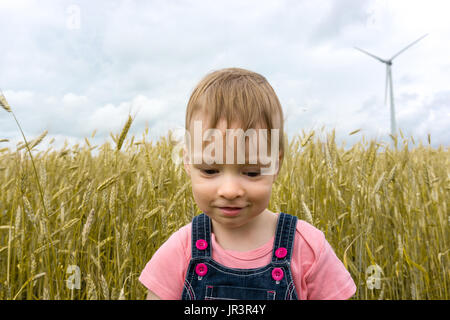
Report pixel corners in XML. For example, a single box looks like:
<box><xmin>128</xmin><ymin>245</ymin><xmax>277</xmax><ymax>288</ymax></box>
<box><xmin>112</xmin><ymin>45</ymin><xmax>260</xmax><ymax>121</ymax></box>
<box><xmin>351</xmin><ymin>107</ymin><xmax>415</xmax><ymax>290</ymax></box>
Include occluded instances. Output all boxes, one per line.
<box><xmin>390</xmin><ymin>33</ymin><xmax>428</xmax><ymax>60</ymax></box>
<box><xmin>354</xmin><ymin>47</ymin><xmax>387</xmax><ymax>64</ymax></box>
<box><xmin>384</xmin><ymin>65</ymin><xmax>389</xmax><ymax>105</ymax></box>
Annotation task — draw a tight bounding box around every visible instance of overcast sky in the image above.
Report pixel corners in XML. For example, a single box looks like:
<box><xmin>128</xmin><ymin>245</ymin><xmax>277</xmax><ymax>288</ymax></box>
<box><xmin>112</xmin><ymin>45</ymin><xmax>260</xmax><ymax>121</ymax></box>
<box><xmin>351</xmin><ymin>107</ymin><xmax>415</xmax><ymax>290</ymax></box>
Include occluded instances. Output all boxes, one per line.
<box><xmin>1</xmin><ymin>0</ymin><xmax>449</xmax><ymax>154</ymax></box>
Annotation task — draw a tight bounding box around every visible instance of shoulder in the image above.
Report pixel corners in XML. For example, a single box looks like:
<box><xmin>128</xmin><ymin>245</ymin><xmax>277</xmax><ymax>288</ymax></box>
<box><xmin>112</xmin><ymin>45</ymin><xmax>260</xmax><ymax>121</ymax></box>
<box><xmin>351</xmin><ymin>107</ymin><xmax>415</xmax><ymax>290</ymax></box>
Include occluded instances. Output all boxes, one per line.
<box><xmin>290</xmin><ymin>217</ymin><xmax>328</xmax><ymax>279</ymax></box>
<box><xmin>294</xmin><ymin>218</ymin><xmax>326</xmax><ymax>259</ymax></box>
<box><xmin>162</xmin><ymin>222</ymin><xmax>192</xmax><ymax>258</ymax></box>
<box><xmin>143</xmin><ymin>222</ymin><xmax>193</xmax><ymax>271</ymax></box>
<box><xmin>291</xmin><ymin>217</ymin><xmax>356</xmax><ymax>299</ymax></box>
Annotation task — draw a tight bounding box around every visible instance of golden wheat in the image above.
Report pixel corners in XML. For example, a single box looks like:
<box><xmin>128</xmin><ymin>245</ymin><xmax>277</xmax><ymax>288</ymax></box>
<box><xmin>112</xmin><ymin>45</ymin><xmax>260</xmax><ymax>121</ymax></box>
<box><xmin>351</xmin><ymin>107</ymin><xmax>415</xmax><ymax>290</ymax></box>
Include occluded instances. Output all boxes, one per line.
<box><xmin>116</xmin><ymin>115</ymin><xmax>133</xmax><ymax>152</ymax></box>
<box><xmin>86</xmin><ymin>274</ymin><xmax>97</xmax><ymax>300</ymax></box>
<box><xmin>81</xmin><ymin>209</ymin><xmax>95</xmax><ymax>247</ymax></box>
<box><xmin>0</xmin><ymin>90</ymin><xmax>11</xmax><ymax>112</ymax></box>
<box><xmin>0</xmin><ymin>114</ymin><xmax>448</xmax><ymax>300</ymax></box>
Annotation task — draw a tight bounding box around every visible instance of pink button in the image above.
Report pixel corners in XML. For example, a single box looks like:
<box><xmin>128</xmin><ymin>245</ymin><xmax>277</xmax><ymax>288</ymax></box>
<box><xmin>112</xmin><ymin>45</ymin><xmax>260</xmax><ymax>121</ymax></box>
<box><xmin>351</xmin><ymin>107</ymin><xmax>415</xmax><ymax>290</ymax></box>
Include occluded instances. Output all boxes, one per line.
<box><xmin>195</xmin><ymin>263</ymin><xmax>208</xmax><ymax>277</ymax></box>
<box><xmin>272</xmin><ymin>268</ymin><xmax>284</xmax><ymax>281</ymax></box>
<box><xmin>196</xmin><ymin>239</ymin><xmax>208</xmax><ymax>250</ymax></box>
<box><xmin>275</xmin><ymin>247</ymin><xmax>287</xmax><ymax>259</ymax></box>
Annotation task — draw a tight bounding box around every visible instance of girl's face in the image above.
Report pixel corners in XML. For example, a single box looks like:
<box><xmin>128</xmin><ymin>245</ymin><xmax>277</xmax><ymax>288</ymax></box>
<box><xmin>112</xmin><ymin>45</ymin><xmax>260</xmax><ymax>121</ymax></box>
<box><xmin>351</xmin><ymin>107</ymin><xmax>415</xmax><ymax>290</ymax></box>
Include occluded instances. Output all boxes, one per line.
<box><xmin>183</xmin><ymin>116</ymin><xmax>281</xmax><ymax>229</ymax></box>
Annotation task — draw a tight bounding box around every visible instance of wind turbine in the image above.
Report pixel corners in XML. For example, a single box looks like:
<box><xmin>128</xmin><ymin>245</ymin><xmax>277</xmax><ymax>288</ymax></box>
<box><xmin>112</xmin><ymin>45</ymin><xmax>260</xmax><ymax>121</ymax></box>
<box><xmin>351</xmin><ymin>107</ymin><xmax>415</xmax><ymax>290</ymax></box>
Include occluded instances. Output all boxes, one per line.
<box><xmin>354</xmin><ymin>34</ymin><xmax>428</xmax><ymax>137</ymax></box>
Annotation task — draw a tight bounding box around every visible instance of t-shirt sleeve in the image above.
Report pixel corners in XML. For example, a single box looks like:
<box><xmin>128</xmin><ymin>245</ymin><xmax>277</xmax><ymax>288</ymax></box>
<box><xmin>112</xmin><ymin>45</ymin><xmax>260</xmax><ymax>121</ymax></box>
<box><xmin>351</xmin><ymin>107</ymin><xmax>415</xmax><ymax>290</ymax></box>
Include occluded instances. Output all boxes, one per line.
<box><xmin>138</xmin><ymin>225</ymin><xmax>190</xmax><ymax>300</ymax></box>
<box><xmin>302</xmin><ymin>224</ymin><xmax>357</xmax><ymax>300</ymax></box>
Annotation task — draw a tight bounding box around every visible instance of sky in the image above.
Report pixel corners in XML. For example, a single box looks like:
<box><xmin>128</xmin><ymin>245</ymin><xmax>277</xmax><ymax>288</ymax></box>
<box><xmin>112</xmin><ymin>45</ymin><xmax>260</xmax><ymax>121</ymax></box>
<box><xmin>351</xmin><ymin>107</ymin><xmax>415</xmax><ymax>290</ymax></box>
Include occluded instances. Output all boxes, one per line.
<box><xmin>1</xmin><ymin>0</ymin><xmax>449</xmax><ymax>154</ymax></box>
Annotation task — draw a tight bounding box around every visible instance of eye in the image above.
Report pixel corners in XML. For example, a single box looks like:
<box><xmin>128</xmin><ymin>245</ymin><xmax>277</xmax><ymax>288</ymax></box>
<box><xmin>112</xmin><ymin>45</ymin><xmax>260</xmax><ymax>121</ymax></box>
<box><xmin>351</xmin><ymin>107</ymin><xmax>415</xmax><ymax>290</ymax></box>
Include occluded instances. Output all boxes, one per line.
<box><xmin>199</xmin><ymin>168</ymin><xmax>261</xmax><ymax>177</ymax></box>
<box><xmin>244</xmin><ymin>171</ymin><xmax>261</xmax><ymax>177</ymax></box>
<box><xmin>201</xmin><ymin>169</ymin><xmax>218</xmax><ymax>175</ymax></box>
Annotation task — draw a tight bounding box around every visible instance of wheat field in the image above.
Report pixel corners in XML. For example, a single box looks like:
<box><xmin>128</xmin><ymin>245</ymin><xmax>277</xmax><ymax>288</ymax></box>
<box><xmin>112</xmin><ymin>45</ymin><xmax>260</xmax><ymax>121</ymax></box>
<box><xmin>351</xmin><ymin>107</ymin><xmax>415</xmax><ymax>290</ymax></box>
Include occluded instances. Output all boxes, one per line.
<box><xmin>0</xmin><ymin>107</ymin><xmax>448</xmax><ymax>299</ymax></box>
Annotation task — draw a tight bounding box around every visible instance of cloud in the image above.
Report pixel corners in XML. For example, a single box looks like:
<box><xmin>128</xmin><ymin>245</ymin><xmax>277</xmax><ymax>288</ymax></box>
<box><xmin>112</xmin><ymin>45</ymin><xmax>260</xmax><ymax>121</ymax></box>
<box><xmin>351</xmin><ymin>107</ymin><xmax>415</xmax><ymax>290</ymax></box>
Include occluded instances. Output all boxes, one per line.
<box><xmin>62</xmin><ymin>93</ymin><xmax>89</xmax><ymax>108</ymax></box>
<box><xmin>0</xmin><ymin>0</ymin><xmax>449</xmax><ymax>153</ymax></box>
<box><xmin>397</xmin><ymin>90</ymin><xmax>450</xmax><ymax>147</ymax></box>
<box><xmin>311</xmin><ymin>0</ymin><xmax>372</xmax><ymax>44</ymax></box>
<box><xmin>85</xmin><ymin>95</ymin><xmax>167</xmax><ymax>136</ymax></box>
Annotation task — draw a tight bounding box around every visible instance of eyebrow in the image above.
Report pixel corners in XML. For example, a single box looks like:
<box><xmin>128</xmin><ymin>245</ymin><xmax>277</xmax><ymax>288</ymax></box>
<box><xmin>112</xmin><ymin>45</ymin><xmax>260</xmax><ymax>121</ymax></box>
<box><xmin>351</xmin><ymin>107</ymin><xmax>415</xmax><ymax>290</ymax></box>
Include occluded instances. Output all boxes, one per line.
<box><xmin>199</xmin><ymin>157</ymin><xmax>268</xmax><ymax>166</ymax></box>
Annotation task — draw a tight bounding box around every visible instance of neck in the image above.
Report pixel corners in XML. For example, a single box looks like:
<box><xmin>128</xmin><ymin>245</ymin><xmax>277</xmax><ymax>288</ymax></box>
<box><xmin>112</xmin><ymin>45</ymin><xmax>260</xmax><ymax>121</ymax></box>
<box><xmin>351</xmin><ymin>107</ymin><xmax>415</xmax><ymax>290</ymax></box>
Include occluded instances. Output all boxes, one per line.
<box><xmin>211</xmin><ymin>209</ymin><xmax>278</xmax><ymax>252</ymax></box>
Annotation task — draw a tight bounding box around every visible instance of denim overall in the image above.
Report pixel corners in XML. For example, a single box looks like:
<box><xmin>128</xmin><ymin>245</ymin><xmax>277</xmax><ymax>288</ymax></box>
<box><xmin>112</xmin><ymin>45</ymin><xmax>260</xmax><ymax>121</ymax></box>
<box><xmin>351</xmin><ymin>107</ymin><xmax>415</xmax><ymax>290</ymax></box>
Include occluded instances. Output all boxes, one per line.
<box><xmin>181</xmin><ymin>212</ymin><xmax>299</xmax><ymax>300</ymax></box>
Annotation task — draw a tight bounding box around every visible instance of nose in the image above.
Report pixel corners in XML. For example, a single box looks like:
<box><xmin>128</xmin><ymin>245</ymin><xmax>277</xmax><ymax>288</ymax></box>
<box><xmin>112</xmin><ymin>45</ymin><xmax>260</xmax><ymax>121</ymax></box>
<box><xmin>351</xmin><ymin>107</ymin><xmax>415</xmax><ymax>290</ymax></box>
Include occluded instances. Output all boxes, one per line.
<box><xmin>217</xmin><ymin>174</ymin><xmax>245</xmax><ymax>199</ymax></box>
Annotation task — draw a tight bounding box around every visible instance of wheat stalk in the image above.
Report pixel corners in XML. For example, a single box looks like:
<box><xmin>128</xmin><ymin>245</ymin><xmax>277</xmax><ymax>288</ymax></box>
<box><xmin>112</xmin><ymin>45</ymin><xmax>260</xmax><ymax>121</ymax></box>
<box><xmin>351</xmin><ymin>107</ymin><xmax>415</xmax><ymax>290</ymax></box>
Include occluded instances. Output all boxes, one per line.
<box><xmin>109</xmin><ymin>184</ymin><xmax>117</xmax><ymax>213</ymax></box>
<box><xmin>13</xmin><ymin>272</ymin><xmax>46</xmax><ymax>300</ymax></box>
<box><xmin>86</xmin><ymin>274</ymin><xmax>98</xmax><ymax>300</ymax></box>
<box><xmin>100</xmin><ymin>273</ymin><xmax>109</xmax><ymax>300</ymax></box>
<box><xmin>0</xmin><ymin>90</ymin><xmax>11</xmax><ymax>112</ymax></box>
<box><xmin>136</xmin><ymin>174</ymin><xmax>143</xmax><ymax>196</ymax></box>
<box><xmin>301</xmin><ymin>195</ymin><xmax>314</xmax><ymax>225</ymax></box>
<box><xmin>51</xmin><ymin>186</ymin><xmax>71</xmax><ymax>202</ymax></box>
<box><xmin>14</xmin><ymin>206</ymin><xmax>22</xmax><ymax>237</ymax></box>
<box><xmin>116</xmin><ymin>115</ymin><xmax>133</xmax><ymax>152</ymax></box>
<box><xmin>0</xmin><ymin>90</ymin><xmax>49</xmax><ymax>221</ymax></box>
<box><xmin>118</xmin><ymin>287</ymin><xmax>126</xmax><ymax>300</ymax></box>
<box><xmin>121</xmin><ymin>222</ymin><xmax>129</xmax><ymax>256</ymax></box>
<box><xmin>149</xmin><ymin>230</ymin><xmax>159</xmax><ymax>240</ymax></box>
<box><xmin>143</xmin><ymin>206</ymin><xmax>164</xmax><ymax>220</ymax></box>
<box><xmin>97</xmin><ymin>236</ymin><xmax>113</xmax><ymax>250</ymax></box>
<box><xmin>97</xmin><ymin>174</ymin><xmax>119</xmax><ymax>192</ymax></box>
<box><xmin>300</xmin><ymin>130</ymin><xmax>315</xmax><ymax>147</ymax></box>
<box><xmin>60</xmin><ymin>202</ymin><xmax>65</xmax><ymax>224</ymax></box>
<box><xmin>386</xmin><ymin>164</ymin><xmax>397</xmax><ymax>184</ymax></box>
<box><xmin>90</xmin><ymin>253</ymin><xmax>102</xmax><ymax>272</ymax></box>
<box><xmin>30</xmin><ymin>253</ymin><xmax>37</xmax><ymax>285</ymax></box>
<box><xmin>42</xmin><ymin>286</ymin><xmax>50</xmax><ymax>300</ymax></box>
<box><xmin>373</xmin><ymin>172</ymin><xmax>386</xmax><ymax>195</ymax></box>
<box><xmin>29</xmin><ymin>130</ymin><xmax>48</xmax><ymax>150</ymax></box>
<box><xmin>78</xmin><ymin>182</ymin><xmax>93</xmax><ymax>211</ymax></box>
<box><xmin>397</xmin><ymin>234</ymin><xmax>403</xmax><ymax>262</ymax></box>
<box><xmin>366</xmin><ymin>141</ymin><xmax>377</xmax><ymax>177</ymax></box>
<box><xmin>349</xmin><ymin>128</ymin><xmax>362</xmax><ymax>136</ymax></box>
<box><xmin>34</xmin><ymin>239</ymin><xmax>60</xmax><ymax>255</ymax></box>
<box><xmin>51</xmin><ymin>218</ymin><xmax>80</xmax><ymax>237</ymax></box>
<box><xmin>81</xmin><ymin>209</ymin><xmax>95</xmax><ymax>247</ymax></box>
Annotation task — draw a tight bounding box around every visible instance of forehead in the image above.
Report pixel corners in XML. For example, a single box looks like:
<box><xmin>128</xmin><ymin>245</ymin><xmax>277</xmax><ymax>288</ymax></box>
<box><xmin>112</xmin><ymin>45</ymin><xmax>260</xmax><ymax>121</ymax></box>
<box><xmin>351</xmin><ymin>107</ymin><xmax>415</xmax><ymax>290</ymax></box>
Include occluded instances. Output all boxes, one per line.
<box><xmin>188</xmin><ymin>115</ymin><xmax>269</xmax><ymax>141</ymax></box>
<box><xmin>187</xmin><ymin>118</ymin><xmax>275</xmax><ymax>166</ymax></box>
<box><xmin>189</xmin><ymin>114</ymin><xmax>257</xmax><ymax>131</ymax></box>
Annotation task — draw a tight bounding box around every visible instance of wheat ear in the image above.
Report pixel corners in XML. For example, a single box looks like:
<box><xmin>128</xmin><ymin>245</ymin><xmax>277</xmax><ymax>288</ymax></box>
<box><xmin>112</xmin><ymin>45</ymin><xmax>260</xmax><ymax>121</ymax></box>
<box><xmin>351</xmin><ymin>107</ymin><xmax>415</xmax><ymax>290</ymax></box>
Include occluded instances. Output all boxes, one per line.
<box><xmin>0</xmin><ymin>90</ymin><xmax>11</xmax><ymax>112</ymax></box>
<box><xmin>116</xmin><ymin>115</ymin><xmax>133</xmax><ymax>152</ymax></box>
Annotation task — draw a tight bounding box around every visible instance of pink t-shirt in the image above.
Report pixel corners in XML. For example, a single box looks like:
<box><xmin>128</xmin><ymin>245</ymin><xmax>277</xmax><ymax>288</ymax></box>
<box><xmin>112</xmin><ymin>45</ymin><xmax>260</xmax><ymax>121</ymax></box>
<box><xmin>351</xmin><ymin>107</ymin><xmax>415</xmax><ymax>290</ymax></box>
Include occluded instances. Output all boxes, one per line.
<box><xmin>139</xmin><ymin>218</ymin><xmax>356</xmax><ymax>300</ymax></box>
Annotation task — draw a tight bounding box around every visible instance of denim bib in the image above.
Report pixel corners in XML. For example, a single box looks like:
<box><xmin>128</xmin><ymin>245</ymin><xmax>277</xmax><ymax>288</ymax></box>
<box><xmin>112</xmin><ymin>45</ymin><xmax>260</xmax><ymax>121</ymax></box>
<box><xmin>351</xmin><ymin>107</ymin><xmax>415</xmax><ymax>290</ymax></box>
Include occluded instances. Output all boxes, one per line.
<box><xmin>181</xmin><ymin>212</ymin><xmax>299</xmax><ymax>300</ymax></box>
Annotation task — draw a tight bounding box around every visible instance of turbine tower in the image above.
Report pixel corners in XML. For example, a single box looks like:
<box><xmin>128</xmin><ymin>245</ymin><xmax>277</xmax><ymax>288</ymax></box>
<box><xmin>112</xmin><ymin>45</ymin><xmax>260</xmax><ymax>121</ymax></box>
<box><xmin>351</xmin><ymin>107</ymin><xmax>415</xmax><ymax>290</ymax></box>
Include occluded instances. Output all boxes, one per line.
<box><xmin>354</xmin><ymin>34</ymin><xmax>428</xmax><ymax>137</ymax></box>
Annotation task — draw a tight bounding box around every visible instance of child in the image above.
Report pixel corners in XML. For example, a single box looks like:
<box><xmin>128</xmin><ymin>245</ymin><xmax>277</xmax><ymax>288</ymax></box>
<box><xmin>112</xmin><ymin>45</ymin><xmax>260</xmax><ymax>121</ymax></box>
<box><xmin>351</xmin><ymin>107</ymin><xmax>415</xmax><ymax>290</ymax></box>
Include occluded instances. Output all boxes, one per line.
<box><xmin>139</xmin><ymin>67</ymin><xmax>356</xmax><ymax>300</ymax></box>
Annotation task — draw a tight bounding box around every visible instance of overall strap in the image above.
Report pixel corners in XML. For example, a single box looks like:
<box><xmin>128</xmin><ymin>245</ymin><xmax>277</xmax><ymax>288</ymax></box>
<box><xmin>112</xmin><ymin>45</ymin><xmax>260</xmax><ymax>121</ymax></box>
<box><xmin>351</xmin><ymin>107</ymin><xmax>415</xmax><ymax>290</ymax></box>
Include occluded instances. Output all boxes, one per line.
<box><xmin>271</xmin><ymin>212</ymin><xmax>298</xmax><ymax>263</ymax></box>
<box><xmin>191</xmin><ymin>213</ymin><xmax>212</xmax><ymax>258</ymax></box>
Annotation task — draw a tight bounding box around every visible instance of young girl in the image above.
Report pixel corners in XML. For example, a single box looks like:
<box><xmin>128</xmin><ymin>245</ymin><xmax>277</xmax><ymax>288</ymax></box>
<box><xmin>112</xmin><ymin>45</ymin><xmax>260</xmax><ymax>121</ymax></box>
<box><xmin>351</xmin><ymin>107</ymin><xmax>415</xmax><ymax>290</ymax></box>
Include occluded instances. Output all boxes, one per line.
<box><xmin>139</xmin><ymin>68</ymin><xmax>356</xmax><ymax>300</ymax></box>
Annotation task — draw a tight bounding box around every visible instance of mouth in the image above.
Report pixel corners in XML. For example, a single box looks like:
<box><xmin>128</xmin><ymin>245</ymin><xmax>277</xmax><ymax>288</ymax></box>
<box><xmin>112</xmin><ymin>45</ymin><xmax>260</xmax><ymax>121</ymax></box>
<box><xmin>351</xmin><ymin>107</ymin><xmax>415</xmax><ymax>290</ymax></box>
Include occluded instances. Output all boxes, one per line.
<box><xmin>217</xmin><ymin>204</ymin><xmax>247</xmax><ymax>209</ymax></box>
<box><xmin>218</xmin><ymin>207</ymin><xmax>245</xmax><ymax>216</ymax></box>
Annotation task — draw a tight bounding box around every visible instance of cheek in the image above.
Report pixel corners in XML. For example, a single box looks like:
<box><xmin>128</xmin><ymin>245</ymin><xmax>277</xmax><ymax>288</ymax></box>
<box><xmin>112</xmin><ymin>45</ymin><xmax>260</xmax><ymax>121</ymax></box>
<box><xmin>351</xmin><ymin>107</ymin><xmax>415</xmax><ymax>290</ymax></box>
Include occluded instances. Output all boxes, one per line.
<box><xmin>191</xmin><ymin>181</ymin><xmax>213</xmax><ymax>200</ymax></box>
<box><xmin>246</xmin><ymin>179</ymin><xmax>274</xmax><ymax>199</ymax></box>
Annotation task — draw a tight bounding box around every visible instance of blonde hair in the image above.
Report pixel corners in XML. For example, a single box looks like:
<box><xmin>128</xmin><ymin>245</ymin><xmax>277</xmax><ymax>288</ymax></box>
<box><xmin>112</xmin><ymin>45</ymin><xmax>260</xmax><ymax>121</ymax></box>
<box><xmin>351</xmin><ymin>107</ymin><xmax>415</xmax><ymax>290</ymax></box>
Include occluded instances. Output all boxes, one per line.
<box><xmin>185</xmin><ymin>67</ymin><xmax>286</xmax><ymax>174</ymax></box>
